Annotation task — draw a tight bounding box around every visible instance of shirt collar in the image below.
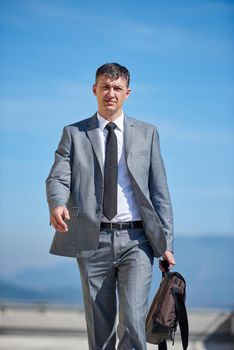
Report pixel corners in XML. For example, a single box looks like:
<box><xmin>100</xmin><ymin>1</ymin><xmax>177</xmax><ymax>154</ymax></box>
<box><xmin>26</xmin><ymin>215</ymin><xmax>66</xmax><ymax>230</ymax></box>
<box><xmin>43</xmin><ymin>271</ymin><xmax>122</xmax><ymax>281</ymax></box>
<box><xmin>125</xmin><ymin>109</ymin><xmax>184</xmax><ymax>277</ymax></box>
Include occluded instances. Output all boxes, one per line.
<box><xmin>97</xmin><ymin>111</ymin><xmax>124</xmax><ymax>132</ymax></box>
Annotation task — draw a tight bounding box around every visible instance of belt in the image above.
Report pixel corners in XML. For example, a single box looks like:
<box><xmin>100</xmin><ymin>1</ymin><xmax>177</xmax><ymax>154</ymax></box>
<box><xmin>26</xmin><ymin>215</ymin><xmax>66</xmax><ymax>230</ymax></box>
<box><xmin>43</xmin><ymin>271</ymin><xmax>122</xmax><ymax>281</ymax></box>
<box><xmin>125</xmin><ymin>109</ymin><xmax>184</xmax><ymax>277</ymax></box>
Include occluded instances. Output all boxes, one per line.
<box><xmin>100</xmin><ymin>221</ymin><xmax>143</xmax><ymax>230</ymax></box>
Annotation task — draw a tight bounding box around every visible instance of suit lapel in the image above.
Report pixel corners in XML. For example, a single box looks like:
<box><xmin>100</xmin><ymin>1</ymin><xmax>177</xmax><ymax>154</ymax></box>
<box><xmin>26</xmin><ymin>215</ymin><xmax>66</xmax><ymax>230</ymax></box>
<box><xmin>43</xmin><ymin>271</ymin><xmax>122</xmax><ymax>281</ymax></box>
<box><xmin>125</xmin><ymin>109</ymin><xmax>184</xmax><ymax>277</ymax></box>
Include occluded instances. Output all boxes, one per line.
<box><xmin>124</xmin><ymin>115</ymin><xmax>135</xmax><ymax>165</ymax></box>
<box><xmin>86</xmin><ymin>114</ymin><xmax>104</xmax><ymax>176</ymax></box>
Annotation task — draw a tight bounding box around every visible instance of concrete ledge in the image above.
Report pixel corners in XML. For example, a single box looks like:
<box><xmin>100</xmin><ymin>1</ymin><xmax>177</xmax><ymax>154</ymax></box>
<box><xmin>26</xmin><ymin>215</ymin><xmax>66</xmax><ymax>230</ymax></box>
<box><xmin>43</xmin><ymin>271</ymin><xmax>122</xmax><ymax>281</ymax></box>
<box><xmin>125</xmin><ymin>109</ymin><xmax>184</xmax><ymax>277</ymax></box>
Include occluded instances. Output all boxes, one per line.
<box><xmin>0</xmin><ymin>305</ymin><xmax>233</xmax><ymax>343</ymax></box>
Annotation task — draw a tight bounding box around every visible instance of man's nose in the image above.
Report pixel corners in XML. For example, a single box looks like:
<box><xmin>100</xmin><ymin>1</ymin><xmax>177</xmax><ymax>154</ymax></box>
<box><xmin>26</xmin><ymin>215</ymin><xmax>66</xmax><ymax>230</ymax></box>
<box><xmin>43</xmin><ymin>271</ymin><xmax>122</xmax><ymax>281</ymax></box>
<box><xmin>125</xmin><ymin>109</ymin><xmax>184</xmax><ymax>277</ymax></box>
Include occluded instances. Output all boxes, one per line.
<box><xmin>107</xmin><ymin>88</ymin><xmax>115</xmax><ymax>97</ymax></box>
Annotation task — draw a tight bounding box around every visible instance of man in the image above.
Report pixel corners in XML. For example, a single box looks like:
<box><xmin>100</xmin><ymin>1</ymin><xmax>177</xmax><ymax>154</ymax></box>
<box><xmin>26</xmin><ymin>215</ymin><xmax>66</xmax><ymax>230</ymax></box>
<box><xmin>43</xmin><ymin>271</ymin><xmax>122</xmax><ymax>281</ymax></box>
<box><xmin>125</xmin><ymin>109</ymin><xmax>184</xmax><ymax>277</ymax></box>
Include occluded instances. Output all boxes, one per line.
<box><xmin>46</xmin><ymin>63</ymin><xmax>175</xmax><ymax>350</ymax></box>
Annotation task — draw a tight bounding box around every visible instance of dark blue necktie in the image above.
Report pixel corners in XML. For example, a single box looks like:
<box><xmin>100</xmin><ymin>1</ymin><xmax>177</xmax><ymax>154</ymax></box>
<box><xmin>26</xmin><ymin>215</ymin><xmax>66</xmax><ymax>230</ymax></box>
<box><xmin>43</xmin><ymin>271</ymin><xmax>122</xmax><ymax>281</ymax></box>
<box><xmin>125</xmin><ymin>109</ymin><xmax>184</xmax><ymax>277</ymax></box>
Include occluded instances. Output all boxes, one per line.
<box><xmin>103</xmin><ymin>122</ymin><xmax>117</xmax><ymax>221</ymax></box>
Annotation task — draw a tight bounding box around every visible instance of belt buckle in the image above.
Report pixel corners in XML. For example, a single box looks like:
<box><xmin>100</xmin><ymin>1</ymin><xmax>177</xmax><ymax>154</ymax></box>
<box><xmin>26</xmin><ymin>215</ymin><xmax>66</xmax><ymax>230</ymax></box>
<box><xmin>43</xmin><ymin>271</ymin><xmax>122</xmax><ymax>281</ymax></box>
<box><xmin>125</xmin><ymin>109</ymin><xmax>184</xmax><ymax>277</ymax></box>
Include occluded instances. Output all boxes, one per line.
<box><xmin>110</xmin><ymin>222</ymin><xmax>114</xmax><ymax>230</ymax></box>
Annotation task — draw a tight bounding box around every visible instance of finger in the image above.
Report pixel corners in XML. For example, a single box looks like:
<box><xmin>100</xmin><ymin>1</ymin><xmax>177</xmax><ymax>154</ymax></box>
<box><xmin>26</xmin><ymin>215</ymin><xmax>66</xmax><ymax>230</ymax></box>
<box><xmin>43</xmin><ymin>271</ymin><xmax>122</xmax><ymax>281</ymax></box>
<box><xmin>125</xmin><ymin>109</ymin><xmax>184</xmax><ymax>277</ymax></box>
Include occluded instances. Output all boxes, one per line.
<box><xmin>160</xmin><ymin>257</ymin><xmax>175</xmax><ymax>271</ymax></box>
<box><xmin>50</xmin><ymin>216</ymin><xmax>57</xmax><ymax>228</ymax></box>
<box><xmin>50</xmin><ymin>219</ymin><xmax>66</xmax><ymax>232</ymax></box>
<box><xmin>50</xmin><ymin>215</ymin><xmax>68</xmax><ymax>232</ymax></box>
<box><xmin>53</xmin><ymin>222</ymin><xmax>68</xmax><ymax>232</ymax></box>
<box><xmin>53</xmin><ymin>212</ymin><xmax>68</xmax><ymax>229</ymax></box>
<box><xmin>64</xmin><ymin>209</ymin><xmax>70</xmax><ymax>220</ymax></box>
<box><xmin>163</xmin><ymin>253</ymin><xmax>176</xmax><ymax>267</ymax></box>
<box><xmin>168</xmin><ymin>261</ymin><xmax>176</xmax><ymax>269</ymax></box>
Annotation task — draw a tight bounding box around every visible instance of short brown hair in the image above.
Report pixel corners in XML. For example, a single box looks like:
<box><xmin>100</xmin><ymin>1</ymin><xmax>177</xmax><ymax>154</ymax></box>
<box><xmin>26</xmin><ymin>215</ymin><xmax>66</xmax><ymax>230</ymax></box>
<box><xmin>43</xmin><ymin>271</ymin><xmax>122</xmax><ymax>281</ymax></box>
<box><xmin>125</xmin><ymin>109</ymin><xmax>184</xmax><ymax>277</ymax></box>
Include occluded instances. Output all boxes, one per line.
<box><xmin>95</xmin><ymin>63</ymin><xmax>130</xmax><ymax>87</ymax></box>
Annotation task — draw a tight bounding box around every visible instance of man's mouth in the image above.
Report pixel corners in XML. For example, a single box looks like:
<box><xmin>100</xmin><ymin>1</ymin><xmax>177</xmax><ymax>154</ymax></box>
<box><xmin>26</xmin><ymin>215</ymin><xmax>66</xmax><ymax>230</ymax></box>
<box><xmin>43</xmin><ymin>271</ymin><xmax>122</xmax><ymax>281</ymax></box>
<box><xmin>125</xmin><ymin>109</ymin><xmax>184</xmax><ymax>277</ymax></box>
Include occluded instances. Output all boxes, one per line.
<box><xmin>105</xmin><ymin>100</ymin><xmax>116</xmax><ymax>104</ymax></box>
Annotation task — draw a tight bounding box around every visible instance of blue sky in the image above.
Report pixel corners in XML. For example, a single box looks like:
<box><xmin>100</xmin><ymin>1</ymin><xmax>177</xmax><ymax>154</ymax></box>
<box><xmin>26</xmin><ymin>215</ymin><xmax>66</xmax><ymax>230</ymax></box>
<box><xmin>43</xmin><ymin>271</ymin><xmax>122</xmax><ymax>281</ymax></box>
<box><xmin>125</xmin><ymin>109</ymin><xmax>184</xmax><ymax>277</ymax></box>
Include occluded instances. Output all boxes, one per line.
<box><xmin>0</xmin><ymin>0</ymin><xmax>233</xmax><ymax>275</ymax></box>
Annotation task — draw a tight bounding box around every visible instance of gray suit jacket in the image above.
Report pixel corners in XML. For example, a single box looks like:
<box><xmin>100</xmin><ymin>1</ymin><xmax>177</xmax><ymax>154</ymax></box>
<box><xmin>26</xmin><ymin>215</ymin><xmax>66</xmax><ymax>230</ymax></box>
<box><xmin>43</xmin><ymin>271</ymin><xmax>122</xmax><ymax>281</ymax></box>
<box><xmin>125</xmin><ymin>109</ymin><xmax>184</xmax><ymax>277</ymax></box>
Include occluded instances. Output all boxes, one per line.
<box><xmin>46</xmin><ymin>114</ymin><xmax>174</xmax><ymax>259</ymax></box>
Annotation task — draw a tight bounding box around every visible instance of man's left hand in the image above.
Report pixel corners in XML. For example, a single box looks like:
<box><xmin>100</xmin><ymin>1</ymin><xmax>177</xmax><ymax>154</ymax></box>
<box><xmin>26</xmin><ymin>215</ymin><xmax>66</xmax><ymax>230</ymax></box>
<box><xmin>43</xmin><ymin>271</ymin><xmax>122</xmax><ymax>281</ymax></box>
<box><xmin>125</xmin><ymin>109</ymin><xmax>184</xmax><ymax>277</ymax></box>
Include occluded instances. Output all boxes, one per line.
<box><xmin>159</xmin><ymin>250</ymin><xmax>176</xmax><ymax>272</ymax></box>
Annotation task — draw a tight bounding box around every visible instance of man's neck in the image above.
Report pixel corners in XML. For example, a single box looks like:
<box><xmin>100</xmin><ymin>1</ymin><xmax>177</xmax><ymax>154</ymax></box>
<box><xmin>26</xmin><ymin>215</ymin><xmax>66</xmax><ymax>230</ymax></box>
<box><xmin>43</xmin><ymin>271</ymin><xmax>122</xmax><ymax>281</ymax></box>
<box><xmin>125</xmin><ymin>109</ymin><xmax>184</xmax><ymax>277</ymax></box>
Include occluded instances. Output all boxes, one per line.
<box><xmin>97</xmin><ymin>109</ymin><xmax>123</xmax><ymax>122</ymax></box>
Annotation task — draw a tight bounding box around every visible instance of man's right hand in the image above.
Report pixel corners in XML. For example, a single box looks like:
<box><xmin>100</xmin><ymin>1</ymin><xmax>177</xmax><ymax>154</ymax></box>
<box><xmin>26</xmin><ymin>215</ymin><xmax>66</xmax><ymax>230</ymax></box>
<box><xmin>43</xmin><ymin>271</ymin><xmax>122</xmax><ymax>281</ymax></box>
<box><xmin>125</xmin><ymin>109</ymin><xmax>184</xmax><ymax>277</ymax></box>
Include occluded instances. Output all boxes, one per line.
<box><xmin>50</xmin><ymin>206</ymin><xmax>70</xmax><ymax>232</ymax></box>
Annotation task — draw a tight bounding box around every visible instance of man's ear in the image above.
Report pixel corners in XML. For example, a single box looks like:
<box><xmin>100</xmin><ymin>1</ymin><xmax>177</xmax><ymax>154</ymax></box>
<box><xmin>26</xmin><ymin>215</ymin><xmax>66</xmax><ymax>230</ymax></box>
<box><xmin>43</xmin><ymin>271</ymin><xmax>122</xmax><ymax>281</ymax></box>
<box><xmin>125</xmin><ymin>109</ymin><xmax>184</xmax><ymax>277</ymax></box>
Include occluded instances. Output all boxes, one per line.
<box><xmin>125</xmin><ymin>88</ymin><xmax>131</xmax><ymax>99</ymax></box>
<box><xmin>93</xmin><ymin>84</ymin><xmax>97</xmax><ymax>96</ymax></box>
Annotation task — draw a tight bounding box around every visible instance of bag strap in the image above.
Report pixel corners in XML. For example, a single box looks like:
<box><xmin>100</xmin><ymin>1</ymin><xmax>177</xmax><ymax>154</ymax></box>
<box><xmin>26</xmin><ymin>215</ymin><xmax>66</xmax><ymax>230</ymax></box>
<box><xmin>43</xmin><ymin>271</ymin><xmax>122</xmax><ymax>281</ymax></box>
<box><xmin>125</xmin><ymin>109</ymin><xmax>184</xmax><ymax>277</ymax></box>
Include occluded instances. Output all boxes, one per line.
<box><xmin>158</xmin><ymin>340</ymin><xmax>167</xmax><ymax>350</ymax></box>
<box><xmin>159</xmin><ymin>260</ymin><xmax>189</xmax><ymax>350</ymax></box>
<box><xmin>158</xmin><ymin>261</ymin><xmax>169</xmax><ymax>350</ymax></box>
<box><xmin>172</xmin><ymin>286</ymin><xmax>189</xmax><ymax>350</ymax></box>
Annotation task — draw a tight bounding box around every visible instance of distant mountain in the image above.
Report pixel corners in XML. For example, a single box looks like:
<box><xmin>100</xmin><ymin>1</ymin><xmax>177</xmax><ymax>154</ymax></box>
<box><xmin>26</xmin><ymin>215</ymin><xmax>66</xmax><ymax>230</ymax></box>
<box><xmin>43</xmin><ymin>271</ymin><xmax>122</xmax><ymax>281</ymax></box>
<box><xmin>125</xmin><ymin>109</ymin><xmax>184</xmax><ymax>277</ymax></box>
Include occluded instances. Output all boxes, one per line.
<box><xmin>0</xmin><ymin>280</ymin><xmax>44</xmax><ymax>300</ymax></box>
<box><xmin>1</xmin><ymin>236</ymin><xmax>233</xmax><ymax>309</ymax></box>
<box><xmin>0</xmin><ymin>279</ymin><xmax>83</xmax><ymax>305</ymax></box>
<box><xmin>3</xmin><ymin>259</ymin><xmax>81</xmax><ymax>290</ymax></box>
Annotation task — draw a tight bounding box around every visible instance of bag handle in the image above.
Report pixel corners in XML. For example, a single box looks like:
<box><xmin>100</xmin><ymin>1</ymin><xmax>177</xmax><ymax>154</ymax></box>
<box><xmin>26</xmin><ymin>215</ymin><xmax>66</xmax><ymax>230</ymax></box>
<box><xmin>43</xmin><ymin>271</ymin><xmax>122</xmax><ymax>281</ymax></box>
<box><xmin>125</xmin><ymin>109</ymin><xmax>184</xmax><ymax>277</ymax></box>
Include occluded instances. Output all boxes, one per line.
<box><xmin>159</xmin><ymin>259</ymin><xmax>170</xmax><ymax>276</ymax></box>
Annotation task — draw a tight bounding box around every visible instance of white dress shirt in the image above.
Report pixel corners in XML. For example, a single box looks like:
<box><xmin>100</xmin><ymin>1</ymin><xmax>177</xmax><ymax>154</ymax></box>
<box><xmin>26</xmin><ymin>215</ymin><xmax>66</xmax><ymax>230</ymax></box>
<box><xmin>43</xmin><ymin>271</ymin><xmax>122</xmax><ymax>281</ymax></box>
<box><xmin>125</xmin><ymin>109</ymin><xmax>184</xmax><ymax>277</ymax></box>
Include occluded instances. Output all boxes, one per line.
<box><xmin>97</xmin><ymin>112</ymin><xmax>142</xmax><ymax>223</ymax></box>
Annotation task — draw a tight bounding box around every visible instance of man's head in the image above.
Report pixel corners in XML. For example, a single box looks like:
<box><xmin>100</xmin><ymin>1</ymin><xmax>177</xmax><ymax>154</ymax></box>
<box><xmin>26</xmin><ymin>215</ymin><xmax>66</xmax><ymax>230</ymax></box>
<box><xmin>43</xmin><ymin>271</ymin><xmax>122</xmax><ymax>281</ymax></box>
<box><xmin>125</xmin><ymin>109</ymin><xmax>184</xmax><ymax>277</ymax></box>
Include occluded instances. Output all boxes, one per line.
<box><xmin>93</xmin><ymin>63</ymin><xmax>131</xmax><ymax>120</ymax></box>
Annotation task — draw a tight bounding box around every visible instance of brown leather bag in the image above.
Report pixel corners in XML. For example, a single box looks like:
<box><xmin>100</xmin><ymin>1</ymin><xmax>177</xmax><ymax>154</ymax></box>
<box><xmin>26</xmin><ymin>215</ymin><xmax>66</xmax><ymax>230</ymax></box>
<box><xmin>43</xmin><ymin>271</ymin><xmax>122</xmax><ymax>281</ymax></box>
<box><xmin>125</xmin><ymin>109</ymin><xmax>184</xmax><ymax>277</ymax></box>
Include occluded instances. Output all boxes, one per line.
<box><xmin>145</xmin><ymin>261</ymin><xmax>189</xmax><ymax>350</ymax></box>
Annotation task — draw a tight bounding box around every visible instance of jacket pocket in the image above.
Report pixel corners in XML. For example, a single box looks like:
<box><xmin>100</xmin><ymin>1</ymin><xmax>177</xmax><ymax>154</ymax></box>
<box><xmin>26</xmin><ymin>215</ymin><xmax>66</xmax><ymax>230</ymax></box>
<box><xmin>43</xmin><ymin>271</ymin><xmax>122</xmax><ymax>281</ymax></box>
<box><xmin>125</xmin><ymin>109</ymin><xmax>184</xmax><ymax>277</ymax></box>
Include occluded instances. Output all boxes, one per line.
<box><xmin>70</xmin><ymin>206</ymin><xmax>79</xmax><ymax>217</ymax></box>
<box><xmin>131</xmin><ymin>150</ymin><xmax>149</xmax><ymax>157</ymax></box>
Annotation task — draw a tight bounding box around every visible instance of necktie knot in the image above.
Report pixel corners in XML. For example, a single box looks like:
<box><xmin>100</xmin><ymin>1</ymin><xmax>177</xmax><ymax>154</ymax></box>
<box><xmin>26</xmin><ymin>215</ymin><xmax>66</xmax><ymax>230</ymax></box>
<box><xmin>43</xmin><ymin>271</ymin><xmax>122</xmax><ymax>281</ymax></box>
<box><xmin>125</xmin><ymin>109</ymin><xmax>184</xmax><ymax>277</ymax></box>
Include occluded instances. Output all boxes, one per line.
<box><xmin>105</xmin><ymin>122</ymin><xmax>117</xmax><ymax>131</ymax></box>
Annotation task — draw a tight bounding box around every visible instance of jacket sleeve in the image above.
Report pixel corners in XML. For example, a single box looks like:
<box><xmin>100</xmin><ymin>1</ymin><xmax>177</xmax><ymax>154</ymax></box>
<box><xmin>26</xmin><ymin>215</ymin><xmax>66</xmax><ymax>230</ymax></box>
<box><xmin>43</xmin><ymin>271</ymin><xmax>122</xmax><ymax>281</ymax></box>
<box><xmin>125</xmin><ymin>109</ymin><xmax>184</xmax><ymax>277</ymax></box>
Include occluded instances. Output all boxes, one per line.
<box><xmin>149</xmin><ymin>127</ymin><xmax>174</xmax><ymax>252</ymax></box>
<box><xmin>46</xmin><ymin>127</ymin><xmax>73</xmax><ymax>214</ymax></box>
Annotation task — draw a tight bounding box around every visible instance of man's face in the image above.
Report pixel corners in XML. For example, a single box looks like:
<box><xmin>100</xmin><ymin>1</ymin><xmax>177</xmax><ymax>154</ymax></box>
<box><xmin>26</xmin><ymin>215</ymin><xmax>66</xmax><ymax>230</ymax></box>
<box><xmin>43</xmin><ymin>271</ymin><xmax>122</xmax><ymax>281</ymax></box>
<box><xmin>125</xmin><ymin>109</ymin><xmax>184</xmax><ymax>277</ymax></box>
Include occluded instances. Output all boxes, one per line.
<box><xmin>93</xmin><ymin>75</ymin><xmax>131</xmax><ymax>118</ymax></box>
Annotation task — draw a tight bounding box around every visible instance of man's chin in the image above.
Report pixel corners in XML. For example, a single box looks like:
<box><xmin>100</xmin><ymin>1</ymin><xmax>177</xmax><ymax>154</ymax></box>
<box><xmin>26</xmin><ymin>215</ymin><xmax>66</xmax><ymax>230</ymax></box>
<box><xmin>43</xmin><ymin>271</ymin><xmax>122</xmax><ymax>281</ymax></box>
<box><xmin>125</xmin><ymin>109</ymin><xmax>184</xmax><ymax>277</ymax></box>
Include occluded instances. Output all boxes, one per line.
<box><xmin>104</xmin><ymin>105</ymin><xmax>117</xmax><ymax>112</ymax></box>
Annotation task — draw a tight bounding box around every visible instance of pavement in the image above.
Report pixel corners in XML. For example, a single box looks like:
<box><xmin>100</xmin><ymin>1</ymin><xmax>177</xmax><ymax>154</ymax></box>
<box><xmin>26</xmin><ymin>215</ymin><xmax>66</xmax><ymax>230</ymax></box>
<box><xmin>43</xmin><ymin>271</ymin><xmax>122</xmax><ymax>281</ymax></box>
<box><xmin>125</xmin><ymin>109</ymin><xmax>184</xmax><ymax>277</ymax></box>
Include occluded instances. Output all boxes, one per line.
<box><xmin>1</xmin><ymin>334</ymin><xmax>234</xmax><ymax>350</ymax></box>
<box><xmin>0</xmin><ymin>305</ymin><xmax>233</xmax><ymax>350</ymax></box>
